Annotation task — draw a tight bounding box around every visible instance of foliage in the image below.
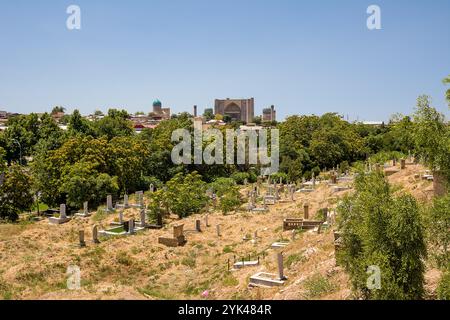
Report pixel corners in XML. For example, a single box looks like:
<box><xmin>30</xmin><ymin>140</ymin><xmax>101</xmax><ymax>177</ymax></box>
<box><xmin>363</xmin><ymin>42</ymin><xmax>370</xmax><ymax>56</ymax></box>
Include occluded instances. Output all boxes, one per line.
<box><xmin>218</xmin><ymin>186</ymin><xmax>242</xmax><ymax>215</ymax></box>
<box><xmin>437</xmin><ymin>270</ymin><xmax>450</xmax><ymax>300</ymax></box>
<box><xmin>163</xmin><ymin>172</ymin><xmax>209</xmax><ymax>218</ymax></box>
<box><xmin>426</xmin><ymin>194</ymin><xmax>450</xmax><ymax>269</ymax></box>
<box><xmin>0</xmin><ymin>164</ymin><xmax>34</xmax><ymax>221</ymax></box>
<box><xmin>412</xmin><ymin>95</ymin><xmax>450</xmax><ymax>181</ymax></box>
<box><xmin>337</xmin><ymin>172</ymin><xmax>427</xmax><ymax>299</ymax></box>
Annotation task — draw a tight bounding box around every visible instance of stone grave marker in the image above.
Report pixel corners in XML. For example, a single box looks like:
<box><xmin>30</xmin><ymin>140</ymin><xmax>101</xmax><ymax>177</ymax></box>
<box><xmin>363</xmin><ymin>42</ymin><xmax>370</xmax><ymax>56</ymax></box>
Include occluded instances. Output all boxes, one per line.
<box><xmin>92</xmin><ymin>225</ymin><xmax>100</xmax><ymax>244</ymax></box>
<box><xmin>140</xmin><ymin>209</ymin><xmax>146</xmax><ymax>228</ymax></box>
<box><xmin>106</xmin><ymin>195</ymin><xmax>113</xmax><ymax>212</ymax></box>
<box><xmin>304</xmin><ymin>203</ymin><xmax>309</xmax><ymax>220</ymax></box>
<box><xmin>79</xmin><ymin>230</ymin><xmax>86</xmax><ymax>247</ymax></box>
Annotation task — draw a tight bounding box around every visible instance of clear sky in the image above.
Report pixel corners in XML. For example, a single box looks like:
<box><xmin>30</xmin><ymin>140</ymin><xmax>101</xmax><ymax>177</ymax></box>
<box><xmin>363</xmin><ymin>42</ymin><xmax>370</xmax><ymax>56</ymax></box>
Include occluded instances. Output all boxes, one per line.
<box><xmin>0</xmin><ymin>0</ymin><xmax>449</xmax><ymax>121</ymax></box>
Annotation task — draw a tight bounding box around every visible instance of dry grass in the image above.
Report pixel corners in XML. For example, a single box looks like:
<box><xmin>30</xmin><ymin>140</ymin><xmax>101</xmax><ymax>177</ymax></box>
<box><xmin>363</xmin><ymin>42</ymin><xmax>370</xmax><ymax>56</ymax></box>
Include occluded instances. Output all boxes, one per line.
<box><xmin>0</xmin><ymin>164</ymin><xmax>439</xmax><ymax>300</ymax></box>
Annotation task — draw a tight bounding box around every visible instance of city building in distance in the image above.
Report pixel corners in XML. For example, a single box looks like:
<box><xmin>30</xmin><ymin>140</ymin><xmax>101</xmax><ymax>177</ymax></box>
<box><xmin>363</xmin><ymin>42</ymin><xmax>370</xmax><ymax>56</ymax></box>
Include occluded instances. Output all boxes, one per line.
<box><xmin>214</xmin><ymin>98</ymin><xmax>255</xmax><ymax>123</ymax></box>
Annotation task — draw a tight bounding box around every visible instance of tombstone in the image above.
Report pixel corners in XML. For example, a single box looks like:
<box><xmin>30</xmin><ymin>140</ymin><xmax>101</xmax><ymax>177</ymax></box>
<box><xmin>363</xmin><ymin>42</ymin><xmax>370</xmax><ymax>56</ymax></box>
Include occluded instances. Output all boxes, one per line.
<box><xmin>400</xmin><ymin>159</ymin><xmax>406</xmax><ymax>170</ymax></box>
<box><xmin>279</xmin><ymin>177</ymin><xmax>282</xmax><ymax>185</ymax></box>
<box><xmin>124</xmin><ymin>194</ymin><xmax>129</xmax><ymax>208</ymax></box>
<box><xmin>331</xmin><ymin>172</ymin><xmax>337</xmax><ymax>184</ymax></box>
<box><xmin>274</xmin><ymin>185</ymin><xmax>279</xmax><ymax>200</ymax></box>
<box><xmin>312</xmin><ymin>173</ymin><xmax>316</xmax><ymax>189</ymax></box>
<box><xmin>156</xmin><ymin>212</ymin><xmax>163</xmax><ymax>226</ymax></box>
<box><xmin>291</xmin><ymin>229</ymin><xmax>296</xmax><ymax>241</ymax></box>
<box><xmin>322</xmin><ymin>208</ymin><xmax>328</xmax><ymax>222</ymax></box>
<box><xmin>304</xmin><ymin>203</ymin><xmax>309</xmax><ymax>220</ymax></box>
<box><xmin>60</xmin><ymin>204</ymin><xmax>67</xmax><ymax>219</ymax></box>
<box><xmin>92</xmin><ymin>225</ymin><xmax>100</xmax><ymax>244</ymax></box>
<box><xmin>140</xmin><ymin>209</ymin><xmax>146</xmax><ymax>228</ymax></box>
<box><xmin>173</xmin><ymin>224</ymin><xmax>183</xmax><ymax>237</ymax></box>
<box><xmin>216</xmin><ymin>224</ymin><xmax>221</xmax><ymax>237</ymax></box>
<box><xmin>150</xmin><ymin>184</ymin><xmax>155</xmax><ymax>193</ymax></box>
<box><xmin>267</xmin><ymin>175</ymin><xmax>271</xmax><ymax>185</ymax></box>
<box><xmin>138</xmin><ymin>191</ymin><xmax>144</xmax><ymax>208</ymax></box>
<box><xmin>123</xmin><ymin>221</ymin><xmax>130</xmax><ymax>233</ymax></box>
<box><xmin>118</xmin><ymin>211</ymin><xmax>124</xmax><ymax>224</ymax></box>
<box><xmin>290</xmin><ymin>186</ymin><xmax>295</xmax><ymax>201</ymax></box>
<box><xmin>83</xmin><ymin>201</ymin><xmax>89</xmax><ymax>215</ymax></box>
<box><xmin>129</xmin><ymin>219</ymin><xmax>135</xmax><ymax>234</ymax></box>
<box><xmin>195</xmin><ymin>220</ymin><xmax>202</xmax><ymax>232</ymax></box>
<box><xmin>205</xmin><ymin>214</ymin><xmax>209</xmax><ymax>227</ymax></box>
<box><xmin>244</xmin><ymin>178</ymin><xmax>248</xmax><ymax>186</ymax></box>
<box><xmin>79</xmin><ymin>230</ymin><xmax>86</xmax><ymax>247</ymax></box>
<box><xmin>106</xmin><ymin>195</ymin><xmax>113</xmax><ymax>211</ymax></box>
<box><xmin>277</xmin><ymin>253</ymin><xmax>286</xmax><ymax>280</ymax></box>
<box><xmin>392</xmin><ymin>158</ymin><xmax>397</xmax><ymax>167</ymax></box>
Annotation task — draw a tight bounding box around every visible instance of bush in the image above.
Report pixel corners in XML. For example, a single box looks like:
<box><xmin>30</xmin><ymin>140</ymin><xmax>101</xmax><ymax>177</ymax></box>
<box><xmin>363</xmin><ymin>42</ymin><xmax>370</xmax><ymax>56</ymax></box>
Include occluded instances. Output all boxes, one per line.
<box><xmin>230</xmin><ymin>172</ymin><xmax>250</xmax><ymax>185</ymax></box>
<box><xmin>437</xmin><ymin>271</ymin><xmax>450</xmax><ymax>300</ymax></box>
<box><xmin>337</xmin><ymin>172</ymin><xmax>427</xmax><ymax>300</ymax></box>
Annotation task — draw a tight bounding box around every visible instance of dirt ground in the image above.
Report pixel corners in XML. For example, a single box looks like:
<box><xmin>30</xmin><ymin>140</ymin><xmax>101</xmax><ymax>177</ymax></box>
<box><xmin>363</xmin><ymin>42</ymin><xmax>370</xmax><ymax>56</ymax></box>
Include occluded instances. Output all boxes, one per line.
<box><xmin>0</xmin><ymin>164</ymin><xmax>440</xmax><ymax>300</ymax></box>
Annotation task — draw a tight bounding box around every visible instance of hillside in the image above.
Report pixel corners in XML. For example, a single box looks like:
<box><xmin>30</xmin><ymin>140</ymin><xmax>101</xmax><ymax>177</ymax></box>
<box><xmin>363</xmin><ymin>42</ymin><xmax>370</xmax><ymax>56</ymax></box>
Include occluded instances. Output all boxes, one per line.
<box><xmin>0</xmin><ymin>164</ymin><xmax>440</xmax><ymax>300</ymax></box>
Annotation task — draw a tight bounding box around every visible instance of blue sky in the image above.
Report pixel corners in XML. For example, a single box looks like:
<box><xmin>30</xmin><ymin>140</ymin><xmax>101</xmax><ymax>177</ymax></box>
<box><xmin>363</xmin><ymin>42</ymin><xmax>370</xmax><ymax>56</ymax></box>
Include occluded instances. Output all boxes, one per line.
<box><xmin>0</xmin><ymin>0</ymin><xmax>449</xmax><ymax>121</ymax></box>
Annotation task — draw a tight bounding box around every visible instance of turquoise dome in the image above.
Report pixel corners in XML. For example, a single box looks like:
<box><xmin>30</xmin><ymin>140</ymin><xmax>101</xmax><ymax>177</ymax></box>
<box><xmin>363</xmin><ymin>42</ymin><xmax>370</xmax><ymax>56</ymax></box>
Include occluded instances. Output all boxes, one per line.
<box><xmin>153</xmin><ymin>99</ymin><xmax>162</xmax><ymax>107</ymax></box>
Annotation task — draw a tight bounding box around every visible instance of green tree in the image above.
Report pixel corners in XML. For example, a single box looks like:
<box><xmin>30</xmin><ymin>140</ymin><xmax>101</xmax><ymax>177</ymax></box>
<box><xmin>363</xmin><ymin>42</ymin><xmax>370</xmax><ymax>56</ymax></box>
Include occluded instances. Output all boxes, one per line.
<box><xmin>412</xmin><ymin>95</ymin><xmax>450</xmax><ymax>182</ymax></box>
<box><xmin>427</xmin><ymin>194</ymin><xmax>450</xmax><ymax>269</ymax></box>
<box><xmin>443</xmin><ymin>75</ymin><xmax>450</xmax><ymax>106</ymax></box>
<box><xmin>337</xmin><ymin>172</ymin><xmax>427</xmax><ymax>300</ymax></box>
<box><xmin>164</xmin><ymin>172</ymin><xmax>208</xmax><ymax>218</ymax></box>
<box><xmin>203</xmin><ymin>108</ymin><xmax>214</xmax><ymax>121</ymax></box>
<box><xmin>0</xmin><ymin>164</ymin><xmax>34</xmax><ymax>221</ymax></box>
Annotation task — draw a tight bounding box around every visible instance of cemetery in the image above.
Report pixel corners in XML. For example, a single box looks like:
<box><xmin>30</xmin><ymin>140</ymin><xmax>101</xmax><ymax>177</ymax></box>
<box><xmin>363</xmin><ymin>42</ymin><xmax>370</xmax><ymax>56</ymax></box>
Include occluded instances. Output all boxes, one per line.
<box><xmin>0</xmin><ymin>161</ymin><xmax>446</xmax><ymax>300</ymax></box>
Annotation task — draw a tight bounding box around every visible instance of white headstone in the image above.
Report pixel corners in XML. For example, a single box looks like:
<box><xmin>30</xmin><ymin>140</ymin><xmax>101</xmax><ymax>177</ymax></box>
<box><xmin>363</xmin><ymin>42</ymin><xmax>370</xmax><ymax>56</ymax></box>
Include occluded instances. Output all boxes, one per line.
<box><xmin>83</xmin><ymin>201</ymin><xmax>88</xmax><ymax>215</ymax></box>
<box><xmin>60</xmin><ymin>204</ymin><xmax>66</xmax><ymax>219</ymax></box>
<box><xmin>106</xmin><ymin>195</ymin><xmax>113</xmax><ymax>211</ymax></box>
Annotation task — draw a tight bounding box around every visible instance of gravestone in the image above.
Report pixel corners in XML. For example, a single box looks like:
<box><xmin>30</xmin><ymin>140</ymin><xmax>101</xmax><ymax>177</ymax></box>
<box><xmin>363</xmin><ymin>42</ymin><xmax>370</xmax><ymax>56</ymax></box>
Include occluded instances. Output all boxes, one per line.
<box><xmin>157</xmin><ymin>212</ymin><xmax>163</xmax><ymax>227</ymax></box>
<box><xmin>140</xmin><ymin>209</ymin><xmax>146</xmax><ymax>228</ymax></box>
<box><xmin>291</xmin><ymin>229</ymin><xmax>296</xmax><ymax>241</ymax></box>
<box><xmin>304</xmin><ymin>203</ymin><xmax>309</xmax><ymax>220</ymax></box>
<box><xmin>123</xmin><ymin>221</ymin><xmax>130</xmax><ymax>233</ymax></box>
<box><xmin>195</xmin><ymin>220</ymin><xmax>201</xmax><ymax>232</ymax></box>
<box><xmin>60</xmin><ymin>204</ymin><xmax>67</xmax><ymax>219</ymax></box>
<box><xmin>312</xmin><ymin>173</ymin><xmax>316</xmax><ymax>189</ymax></box>
<box><xmin>92</xmin><ymin>225</ymin><xmax>100</xmax><ymax>244</ymax></box>
<box><xmin>106</xmin><ymin>195</ymin><xmax>113</xmax><ymax>212</ymax></box>
<box><xmin>129</xmin><ymin>219</ymin><xmax>135</xmax><ymax>234</ymax></box>
<box><xmin>124</xmin><ymin>194</ymin><xmax>129</xmax><ymax>208</ymax></box>
<box><xmin>400</xmin><ymin>159</ymin><xmax>406</xmax><ymax>170</ymax></box>
<box><xmin>277</xmin><ymin>253</ymin><xmax>286</xmax><ymax>280</ymax></box>
<box><xmin>205</xmin><ymin>214</ymin><xmax>209</xmax><ymax>227</ymax></box>
<box><xmin>150</xmin><ymin>184</ymin><xmax>154</xmax><ymax>193</ymax></box>
<box><xmin>83</xmin><ymin>201</ymin><xmax>88</xmax><ymax>215</ymax></box>
<box><xmin>279</xmin><ymin>177</ymin><xmax>282</xmax><ymax>185</ymax></box>
<box><xmin>119</xmin><ymin>211</ymin><xmax>124</xmax><ymax>224</ymax></box>
<box><xmin>79</xmin><ymin>230</ymin><xmax>86</xmax><ymax>247</ymax></box>
<box><xmin>216</xmin><ymin>224</ymin><xmax>221</xmax><ymax>237</ymax></box>
<box><xmin>244</xmin><ymin>178</ymin><xmax>248</xmax><ymax>186</ymax></box>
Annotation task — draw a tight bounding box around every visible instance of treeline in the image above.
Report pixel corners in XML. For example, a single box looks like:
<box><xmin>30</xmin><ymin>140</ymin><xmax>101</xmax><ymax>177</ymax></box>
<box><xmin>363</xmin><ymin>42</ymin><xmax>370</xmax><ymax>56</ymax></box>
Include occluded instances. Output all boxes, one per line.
<box><xmin>0</xmin><ymin>95</ymin><xmax>449</xmax><ymax>218</ymax></box>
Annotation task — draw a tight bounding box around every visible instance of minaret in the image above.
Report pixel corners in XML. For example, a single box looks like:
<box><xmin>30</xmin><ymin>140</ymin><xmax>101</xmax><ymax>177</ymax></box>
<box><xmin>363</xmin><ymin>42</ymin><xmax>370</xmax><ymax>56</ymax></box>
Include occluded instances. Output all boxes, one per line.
<box><xmin>193</xmin><ymin>105</ymin><xmax>198</xmax><ymax>117</ymax></box>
